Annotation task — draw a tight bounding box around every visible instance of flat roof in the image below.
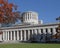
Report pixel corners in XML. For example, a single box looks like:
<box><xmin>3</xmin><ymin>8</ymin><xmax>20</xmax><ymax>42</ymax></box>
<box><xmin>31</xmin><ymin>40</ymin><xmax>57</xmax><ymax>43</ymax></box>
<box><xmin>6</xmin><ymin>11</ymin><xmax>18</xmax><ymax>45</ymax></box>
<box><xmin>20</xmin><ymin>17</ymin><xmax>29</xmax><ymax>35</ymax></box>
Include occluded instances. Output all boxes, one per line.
<box><xmin>0</xmin><ymin>23</ymin><xmax>59</xmax><ymax>30</ymax></box>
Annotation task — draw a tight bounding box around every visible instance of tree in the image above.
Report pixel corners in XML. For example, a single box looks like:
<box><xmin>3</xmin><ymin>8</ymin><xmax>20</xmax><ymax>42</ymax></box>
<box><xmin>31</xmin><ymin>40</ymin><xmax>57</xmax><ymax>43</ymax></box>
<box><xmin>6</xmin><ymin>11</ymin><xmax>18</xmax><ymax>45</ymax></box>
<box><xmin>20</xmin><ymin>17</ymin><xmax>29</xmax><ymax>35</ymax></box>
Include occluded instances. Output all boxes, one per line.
<box><xmin>56</xmin><ymin>16</ymin><xmax>60</xmax><ymax>33</ymax></box>
<box><xmin>56</xmin><ymin>16</ymin><xmax>60</xmax><ymax>21</ymax></box>
<box><xmin>0</xmin><ymin>0</ymin><xmax>21</xmax><ymax>26</ymax></box>
<box><xmin>52</xmin><ymin>16</ymin><xmax>60</xmax><ymax>42</ymax></box>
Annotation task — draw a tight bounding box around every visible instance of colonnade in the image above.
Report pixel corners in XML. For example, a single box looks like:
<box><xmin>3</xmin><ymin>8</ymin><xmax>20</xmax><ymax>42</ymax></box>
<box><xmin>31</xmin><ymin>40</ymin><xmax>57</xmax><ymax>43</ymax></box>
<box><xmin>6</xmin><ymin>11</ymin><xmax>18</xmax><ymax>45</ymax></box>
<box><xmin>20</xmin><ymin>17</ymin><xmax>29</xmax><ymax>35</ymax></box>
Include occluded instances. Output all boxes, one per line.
<box><xmin>0</xmin><ymin>28</ymin><xmax>56</xmax><ymax>41</ymax></box>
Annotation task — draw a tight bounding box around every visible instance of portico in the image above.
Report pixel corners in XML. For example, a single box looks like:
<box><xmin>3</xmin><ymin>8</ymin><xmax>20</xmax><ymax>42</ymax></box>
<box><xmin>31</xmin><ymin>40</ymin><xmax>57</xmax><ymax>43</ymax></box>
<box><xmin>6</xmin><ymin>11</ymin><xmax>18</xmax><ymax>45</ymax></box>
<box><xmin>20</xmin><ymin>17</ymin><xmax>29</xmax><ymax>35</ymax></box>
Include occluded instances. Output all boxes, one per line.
<box><xmin>0</xmin><ymin>23</ymin><xmax>58</xmax><ymax>43</ymax></box>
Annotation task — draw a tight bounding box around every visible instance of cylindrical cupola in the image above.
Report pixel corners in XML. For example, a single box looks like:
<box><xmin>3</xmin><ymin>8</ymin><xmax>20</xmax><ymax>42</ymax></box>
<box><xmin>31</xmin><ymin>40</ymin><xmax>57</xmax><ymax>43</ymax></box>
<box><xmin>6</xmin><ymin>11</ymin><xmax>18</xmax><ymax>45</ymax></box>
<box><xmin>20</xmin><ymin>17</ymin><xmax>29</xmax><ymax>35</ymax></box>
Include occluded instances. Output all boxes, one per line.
<box><xmin>21</xmin><ymin>11</ymin><xmax>38</xmax><ymax>24</ymax></box>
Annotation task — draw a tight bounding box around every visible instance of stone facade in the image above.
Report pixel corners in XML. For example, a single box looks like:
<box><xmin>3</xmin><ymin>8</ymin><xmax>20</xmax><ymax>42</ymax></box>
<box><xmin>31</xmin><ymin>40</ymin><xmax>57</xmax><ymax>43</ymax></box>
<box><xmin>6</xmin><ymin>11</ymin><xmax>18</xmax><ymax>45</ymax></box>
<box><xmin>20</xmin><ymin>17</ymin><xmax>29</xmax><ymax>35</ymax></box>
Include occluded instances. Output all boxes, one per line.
<box><xmin>0</xmin><ymin>23</ymin><xmax>59</xmax><ymax>43</ymax></box>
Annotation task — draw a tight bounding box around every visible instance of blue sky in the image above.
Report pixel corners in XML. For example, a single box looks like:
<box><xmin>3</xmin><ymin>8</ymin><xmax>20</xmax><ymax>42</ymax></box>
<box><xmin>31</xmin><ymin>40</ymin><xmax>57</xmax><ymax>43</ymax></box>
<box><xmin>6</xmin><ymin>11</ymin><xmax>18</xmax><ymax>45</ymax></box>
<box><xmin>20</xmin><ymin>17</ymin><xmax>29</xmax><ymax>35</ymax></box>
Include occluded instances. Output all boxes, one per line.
<box><xmin>9</xmin><ymin>0</ymin><xmax>60</xmax><ymax>23</ymax></box>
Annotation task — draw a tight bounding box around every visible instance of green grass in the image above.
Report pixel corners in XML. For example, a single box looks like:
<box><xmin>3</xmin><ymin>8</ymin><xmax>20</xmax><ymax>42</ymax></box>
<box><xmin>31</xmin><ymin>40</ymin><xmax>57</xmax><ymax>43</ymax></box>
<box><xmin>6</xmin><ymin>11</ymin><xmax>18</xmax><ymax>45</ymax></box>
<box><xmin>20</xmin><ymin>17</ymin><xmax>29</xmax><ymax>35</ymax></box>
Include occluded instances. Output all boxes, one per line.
<box><xmin>0</xmin><ymin>43</ymin><xmax>60</xmax><ymax>48</ymax></box>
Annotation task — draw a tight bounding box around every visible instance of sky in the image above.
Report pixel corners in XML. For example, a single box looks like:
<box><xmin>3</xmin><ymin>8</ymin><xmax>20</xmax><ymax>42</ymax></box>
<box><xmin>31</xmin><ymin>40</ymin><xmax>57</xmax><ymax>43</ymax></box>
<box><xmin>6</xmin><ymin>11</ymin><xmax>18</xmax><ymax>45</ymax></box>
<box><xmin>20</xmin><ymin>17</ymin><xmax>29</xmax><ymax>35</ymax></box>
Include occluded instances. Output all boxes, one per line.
<box><xmin>9</xmin><ymin>0</ymin><xmax>60</xmax><ymax>24</ymax></box>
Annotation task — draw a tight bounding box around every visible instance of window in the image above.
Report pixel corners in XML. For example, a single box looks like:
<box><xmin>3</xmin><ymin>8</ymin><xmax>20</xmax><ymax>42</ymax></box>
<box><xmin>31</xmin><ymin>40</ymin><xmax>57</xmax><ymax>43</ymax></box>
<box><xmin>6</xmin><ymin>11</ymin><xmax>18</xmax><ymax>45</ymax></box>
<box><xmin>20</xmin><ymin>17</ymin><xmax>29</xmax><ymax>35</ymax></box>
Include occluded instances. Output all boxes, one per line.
<box><xmin>9</xmin><ymin>31</ymin><xmax>11</xmax><ymax>40</ymax></box>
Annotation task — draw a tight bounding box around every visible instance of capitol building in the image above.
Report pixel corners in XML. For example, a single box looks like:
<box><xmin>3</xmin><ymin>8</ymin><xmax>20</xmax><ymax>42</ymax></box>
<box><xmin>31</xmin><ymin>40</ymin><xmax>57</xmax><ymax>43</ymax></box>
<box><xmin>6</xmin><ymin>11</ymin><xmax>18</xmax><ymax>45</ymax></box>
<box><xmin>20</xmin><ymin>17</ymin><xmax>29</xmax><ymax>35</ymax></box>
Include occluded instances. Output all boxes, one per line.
<box><xmin>0</xmin><ymin>11</ymin><xmax>59</xmax><ymax>43</ymax></box>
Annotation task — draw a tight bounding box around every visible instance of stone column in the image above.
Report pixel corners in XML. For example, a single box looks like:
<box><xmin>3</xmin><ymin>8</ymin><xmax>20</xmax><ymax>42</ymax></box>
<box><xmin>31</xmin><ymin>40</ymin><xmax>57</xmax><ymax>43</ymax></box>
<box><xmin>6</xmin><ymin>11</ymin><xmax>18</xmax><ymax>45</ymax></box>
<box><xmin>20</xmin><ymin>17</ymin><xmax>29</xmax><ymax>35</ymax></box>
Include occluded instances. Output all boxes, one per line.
<box><xmin>6</xmin><ymin>31</ymin><xmax>7</xmax><ymax>41</ymax></box>
<box><xmin>21</xmin><ymin>30</ymin><xmax>22</xmax><ymax>41</ymax></box>
<box><xmin>28</xmin><ymin>30</ymin><xmax>30</xmax><ymax>40</ymax></box>
<box><xmin>17</xmin><ymin>31</ymin><xmax>19</xmax><ymax>40</ymax></box>
<box><xmin>35</xmin><ymin>29</ymin><xmax>37</xmax><ymax>35</ymax></box>
<box><xmin>14</xmin><ymin>31</ymin><xmax>16</xmax><ymax>40</ymax></box>
<box><xmin>24</xmin><ymin>30</ymin><xmax>26</xmax><ymax>41</ymax></box>
<box><xmin>53</xmin><ymin>28</ymin><xmax>56</xmax><ymax>35</ymax></box>
<box><xmin>32</xmin><ymin>29</ymin><xmax>33</xmax><ymax>35</ymax></box>
<box><xmin>8</xmin><ymin>31</ymin><xmax>9</xmax><ymax>40</ymax></box>
<box><xmin>3</xmin><ymin>31</ymin><xmax>5</xmax><ymax>41</ymax></box>
<box><xmin>43</xmin><ymin>29</ymin><xmax>46</xmax><ymax>34</ymax></box>
<box><xmin>38</xmin><ymin>29</ymin><xmax>41</xmax><ymax>34</ymax></box>
<box><xmin>10</xmin><ymin>31</ymin><xmax>12</xmax><ymax>40</ymax></box>
<box><xmin>48</xmin><ymin>28</ymin><xmax>51</xmax><ymax>34</ymax></box>
<box><xmin>0</xmin><ymin>31</ymin><xmax>3</xmax><ymax>41</ymax></box>
<box><xmin>2</xmin><ymin>31</ymin><xmax>6</xmax><ymax>41</ymax></box>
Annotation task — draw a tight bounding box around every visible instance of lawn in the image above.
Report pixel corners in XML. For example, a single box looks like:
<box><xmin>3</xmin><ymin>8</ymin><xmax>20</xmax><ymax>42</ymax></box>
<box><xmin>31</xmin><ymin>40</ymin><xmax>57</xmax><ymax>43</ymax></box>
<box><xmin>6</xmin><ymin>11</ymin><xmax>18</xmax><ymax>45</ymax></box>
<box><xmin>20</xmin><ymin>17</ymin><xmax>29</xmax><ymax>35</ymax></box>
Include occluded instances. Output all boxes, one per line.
<box><xmin>0</xmin><ymin>43</ymin><xmax>60</xmax><ymax>48</ymax></box>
